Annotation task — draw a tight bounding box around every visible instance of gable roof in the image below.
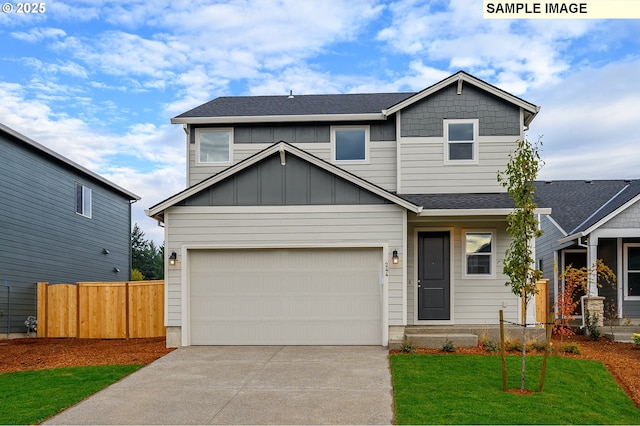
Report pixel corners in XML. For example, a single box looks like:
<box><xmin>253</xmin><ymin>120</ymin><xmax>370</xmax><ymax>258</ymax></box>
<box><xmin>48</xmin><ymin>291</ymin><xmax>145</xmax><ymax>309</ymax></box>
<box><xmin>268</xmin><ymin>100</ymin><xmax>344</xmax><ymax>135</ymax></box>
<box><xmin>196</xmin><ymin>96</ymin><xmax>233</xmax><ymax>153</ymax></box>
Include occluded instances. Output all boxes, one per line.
<box><xmin>0</xmin><ymin>123</ymin><xmax>140</xmax><ymax>201</ymax></box>
<box><xmin>171</xmin><ymin>71</ymin><xmax>540</xmax><ymax>126</ymax></box>
<box><xmin>534</xmin><ymin>179</ymin><xmax>640</xmax><ymax>237</ymax></box>
<box><xmin>146</xmin><ymin>142</ymin><xmax>422</xmax><ymax>221</ymax></box>
<box><xmin>383</xmin><ymin>71</ymin><xmax>540</xmax><ymax>127</ymax></box>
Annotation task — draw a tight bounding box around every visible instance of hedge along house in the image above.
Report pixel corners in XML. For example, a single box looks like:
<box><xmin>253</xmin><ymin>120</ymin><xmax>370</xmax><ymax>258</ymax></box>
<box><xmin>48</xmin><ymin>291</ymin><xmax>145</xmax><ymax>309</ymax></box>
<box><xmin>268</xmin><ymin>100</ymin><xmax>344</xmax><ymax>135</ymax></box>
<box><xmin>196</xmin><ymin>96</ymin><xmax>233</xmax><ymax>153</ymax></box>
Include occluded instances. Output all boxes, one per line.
<box><xmin>0</xmin><ymin>123</ymin><xmax>140</xmax><ymax>337</ymax></box>
<box><xmin>147</xmin><ymin>71</ymin><xmax>549</xmax><ymax>348</ymax></box>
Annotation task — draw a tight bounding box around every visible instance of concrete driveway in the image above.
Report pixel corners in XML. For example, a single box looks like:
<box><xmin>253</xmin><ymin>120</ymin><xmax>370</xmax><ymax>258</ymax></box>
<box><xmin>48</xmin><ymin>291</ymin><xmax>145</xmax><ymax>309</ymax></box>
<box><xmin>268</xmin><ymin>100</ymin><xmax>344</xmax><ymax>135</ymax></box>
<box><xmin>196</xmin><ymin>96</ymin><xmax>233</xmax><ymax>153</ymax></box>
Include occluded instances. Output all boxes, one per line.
<box><xmin>44</xmin><ymin>346</ymin><xmax>394</xmax><ymax>425</ymax></box>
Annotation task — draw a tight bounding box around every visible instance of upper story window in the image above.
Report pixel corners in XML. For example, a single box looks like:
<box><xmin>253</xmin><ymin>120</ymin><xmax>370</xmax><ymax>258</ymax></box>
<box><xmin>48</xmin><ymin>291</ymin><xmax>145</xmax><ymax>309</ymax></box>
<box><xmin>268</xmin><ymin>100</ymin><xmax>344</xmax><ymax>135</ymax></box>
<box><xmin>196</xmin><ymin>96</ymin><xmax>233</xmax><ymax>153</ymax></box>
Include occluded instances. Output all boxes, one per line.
<box><xmin>331</xmin><ymin>126</ymin><xmax>369</xmax><ymax>163</ymax></box>
<box><xmin>75</xmin><ymin>182</ymin><xmax>92</xmax><ymax>218</ymax></box>
<box><xmin>444</xmin><ymin>119</ymin><xmax>478</xmax><ymax>164</ymax></box>
<box><xmin>196</xmin><ymin>128</ymin><xmax>233</xmax><ymax>164</ymax></box>
<box><xmin>464</xmin><ymin>231</ymin><xmax>494</xmax><ymax>277</ymax></box>
<box><xmin>624</xmin><ymin>243</ymin><xmax>640</xmax><ymax>300</ymax></box>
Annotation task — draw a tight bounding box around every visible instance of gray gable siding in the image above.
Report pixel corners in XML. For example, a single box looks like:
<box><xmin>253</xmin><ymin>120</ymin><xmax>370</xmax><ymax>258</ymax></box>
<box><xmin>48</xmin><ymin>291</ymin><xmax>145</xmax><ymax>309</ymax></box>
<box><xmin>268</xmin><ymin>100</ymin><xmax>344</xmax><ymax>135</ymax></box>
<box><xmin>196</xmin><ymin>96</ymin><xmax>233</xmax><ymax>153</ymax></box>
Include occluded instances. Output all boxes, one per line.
<box><xmin>1</xmin><ymin>132</ymin><xmax>133</xmax><ymax>333</ymax></box>
<box><xmin>400</xmin><ymin>83</ymin><xmax>520</xmax><ymax>137</ymax></box>
<box><xmin>179</xmin><ymin>153</ymin><xmax>391</xmax><ymax>207</ymax></box>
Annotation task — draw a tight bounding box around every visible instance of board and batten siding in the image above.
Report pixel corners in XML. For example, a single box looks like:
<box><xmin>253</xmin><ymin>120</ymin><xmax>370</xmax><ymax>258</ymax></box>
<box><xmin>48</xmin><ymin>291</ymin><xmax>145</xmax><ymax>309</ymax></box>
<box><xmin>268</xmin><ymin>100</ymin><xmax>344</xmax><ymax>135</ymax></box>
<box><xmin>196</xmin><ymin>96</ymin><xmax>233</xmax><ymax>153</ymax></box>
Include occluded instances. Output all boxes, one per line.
<box><xmin>163</xmin><ymin>204</ymin><xmax>405</xmax><ymax>332</ymax></box>
<box><xmin>1</xmin><ymin>132</ymin><xmax>133</xmax><ymax>333</ymax></box>
<box><xmin>187</xmin><ymin>128</ymin><xmax>398</xmax><ymax>192</ymax></box>
<box><xmin>405</xmin><ymin>216</ymin><xmax>520</xmax><ymax>325</ymax></box>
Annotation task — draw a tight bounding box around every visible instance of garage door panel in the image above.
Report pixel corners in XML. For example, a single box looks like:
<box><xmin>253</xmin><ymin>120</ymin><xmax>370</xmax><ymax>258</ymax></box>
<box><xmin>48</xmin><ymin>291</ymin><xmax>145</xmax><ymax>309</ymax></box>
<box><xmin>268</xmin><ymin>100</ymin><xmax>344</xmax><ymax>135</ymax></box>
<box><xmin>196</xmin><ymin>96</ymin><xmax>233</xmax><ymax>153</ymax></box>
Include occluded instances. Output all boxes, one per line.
<box><xmin>189</xmin><ymin>248</ymin><xmax>382</xmax><ymax>345</ymax></box>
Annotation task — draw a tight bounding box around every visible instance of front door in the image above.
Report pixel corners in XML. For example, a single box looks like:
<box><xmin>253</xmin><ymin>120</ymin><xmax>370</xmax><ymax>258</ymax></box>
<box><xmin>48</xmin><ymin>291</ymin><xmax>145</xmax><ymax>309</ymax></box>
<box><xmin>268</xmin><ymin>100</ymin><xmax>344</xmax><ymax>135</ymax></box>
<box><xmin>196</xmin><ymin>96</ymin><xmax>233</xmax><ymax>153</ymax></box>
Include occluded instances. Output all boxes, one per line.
<box><xmin>418</xmin><ymin>231</ymin><xmax>451</xmax><ymax>320</ymax></box>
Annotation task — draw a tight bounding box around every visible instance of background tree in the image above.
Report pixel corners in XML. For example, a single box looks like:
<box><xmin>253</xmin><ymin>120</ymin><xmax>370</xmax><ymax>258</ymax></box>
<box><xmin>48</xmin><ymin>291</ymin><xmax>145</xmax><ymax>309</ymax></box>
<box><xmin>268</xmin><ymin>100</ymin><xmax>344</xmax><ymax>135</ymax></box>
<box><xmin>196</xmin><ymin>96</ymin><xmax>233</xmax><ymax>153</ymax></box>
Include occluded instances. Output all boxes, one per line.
<box><xmin>497</xmin><ymin>137</ymin><xmax>544</xmax><ymax>391</ymax></box>
<box><xmin>131</xmin><ymin>223</ymin><xmax>164</xmax><ymax>280</ymax></box>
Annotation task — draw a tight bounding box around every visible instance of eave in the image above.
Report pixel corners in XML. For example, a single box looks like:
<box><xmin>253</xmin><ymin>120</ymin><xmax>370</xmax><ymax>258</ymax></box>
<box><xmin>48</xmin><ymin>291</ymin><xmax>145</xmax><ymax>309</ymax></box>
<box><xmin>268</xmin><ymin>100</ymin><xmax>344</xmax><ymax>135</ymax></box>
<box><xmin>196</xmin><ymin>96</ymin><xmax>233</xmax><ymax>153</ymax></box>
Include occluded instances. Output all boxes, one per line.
<box><xmin>417</xmin><ymin>207</ymin><xmax>551</xmax><ymax>217</ymax></box>
<box><xmin>171</xmin><ymin>113</ymin><xmax>387</xmax><ymax>125</ymax></box>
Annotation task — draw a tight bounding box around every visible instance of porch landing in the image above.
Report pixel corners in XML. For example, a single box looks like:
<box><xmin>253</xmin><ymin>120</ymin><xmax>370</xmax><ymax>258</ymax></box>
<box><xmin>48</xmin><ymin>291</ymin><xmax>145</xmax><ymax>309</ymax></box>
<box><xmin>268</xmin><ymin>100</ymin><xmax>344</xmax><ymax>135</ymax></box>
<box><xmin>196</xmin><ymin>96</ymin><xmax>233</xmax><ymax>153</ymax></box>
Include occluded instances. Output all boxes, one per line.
<box><xmin>603</xmin><ymin>326</ymin><xmax>640</xmax><ymax>343</ymax></box>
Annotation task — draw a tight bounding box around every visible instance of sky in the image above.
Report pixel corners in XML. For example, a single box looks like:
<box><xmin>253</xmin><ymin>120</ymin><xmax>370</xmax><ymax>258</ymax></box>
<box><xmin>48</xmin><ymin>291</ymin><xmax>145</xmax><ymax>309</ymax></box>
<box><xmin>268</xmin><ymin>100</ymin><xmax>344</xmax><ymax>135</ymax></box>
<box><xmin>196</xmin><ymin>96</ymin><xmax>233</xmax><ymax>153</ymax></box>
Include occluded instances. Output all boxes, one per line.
<box><xmin>1</xmin><ymin>0</ymin><xmax>639</xmax><ymax>243</ymax></box>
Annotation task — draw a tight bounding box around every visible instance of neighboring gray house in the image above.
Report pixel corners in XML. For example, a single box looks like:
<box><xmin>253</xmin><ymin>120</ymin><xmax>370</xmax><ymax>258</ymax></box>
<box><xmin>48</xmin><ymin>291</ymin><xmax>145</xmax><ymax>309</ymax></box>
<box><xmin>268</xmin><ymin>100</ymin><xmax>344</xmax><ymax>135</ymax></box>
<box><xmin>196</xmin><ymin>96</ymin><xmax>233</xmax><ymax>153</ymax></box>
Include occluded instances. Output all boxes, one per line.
<box><xmin>147</xmin><ymin>71</ymin><xmax>547</xmax><ymax>348</ymax></box>
<box><xmin>535</xmin><ymin>179</ymin><xmax>640</xmax><ymax>323</ymax></box>
<box><xmin>0</xmin><ymin>123</ymin><xmax>140</xmax><ymax>336</ymax></box>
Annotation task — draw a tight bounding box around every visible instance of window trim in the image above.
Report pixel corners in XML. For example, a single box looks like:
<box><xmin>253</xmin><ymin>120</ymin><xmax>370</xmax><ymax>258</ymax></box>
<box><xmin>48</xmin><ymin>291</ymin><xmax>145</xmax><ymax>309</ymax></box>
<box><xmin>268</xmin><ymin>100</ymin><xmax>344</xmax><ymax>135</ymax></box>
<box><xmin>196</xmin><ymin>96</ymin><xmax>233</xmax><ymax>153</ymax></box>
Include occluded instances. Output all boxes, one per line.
<box><xmin>462</xmin><ymin>229</ymin><xmax>495</xmax><ymax>279</ymax></box>
<box><xmin>75</xmin><ymin>182</ymin><xmax>92</xmax><ymax>218</ymax></box>
<box><xmin>330</xmin><ymin>125</ymin><xmax>370</xmax><ymax>164</ymax></box>
<box><xmin>444</xmin><ymin>119</ymin><xmax>479</xmax><ymax>165</ymax></box>
<box><xmin>195</xmin><ymin>127</ymin><xmax>233</xmax><ymax>165</ymax></box>
<box><xmin>624</xmin><ymin>243</ymin><xmax>640</xmax><ymax>301</ymax></box>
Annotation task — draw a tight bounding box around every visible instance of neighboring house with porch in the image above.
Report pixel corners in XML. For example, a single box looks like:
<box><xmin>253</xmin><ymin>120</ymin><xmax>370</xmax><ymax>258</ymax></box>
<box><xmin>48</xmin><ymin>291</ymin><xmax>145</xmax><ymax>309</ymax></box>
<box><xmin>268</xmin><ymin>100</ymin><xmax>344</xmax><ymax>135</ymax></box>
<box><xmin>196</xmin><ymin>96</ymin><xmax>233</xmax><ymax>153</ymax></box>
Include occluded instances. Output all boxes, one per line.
<box><xmin>147</xmin><ymin>71</ymin><xmax>547</xmax><ymax>348</ymax></box>
<box><xmin>0</xmin><ymin>123</ymin><xmax>139</xmax><ymax>336</ymax></box>
<box><xmin>535</xmin><ymin>179</ymin><xmax>640</xmax><ymax>329</ymax></box>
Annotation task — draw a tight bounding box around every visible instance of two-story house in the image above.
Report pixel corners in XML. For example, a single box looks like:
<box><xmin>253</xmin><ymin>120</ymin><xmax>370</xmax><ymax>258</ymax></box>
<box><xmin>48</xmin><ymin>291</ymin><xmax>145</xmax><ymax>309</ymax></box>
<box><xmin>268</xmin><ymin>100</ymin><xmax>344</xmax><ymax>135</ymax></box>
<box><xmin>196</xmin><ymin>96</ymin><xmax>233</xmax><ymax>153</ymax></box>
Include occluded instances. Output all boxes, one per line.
<box><xmin>147</xmin><ymin>71</ymin><xmax>543</xmax><ymax>348</ymax></box>
<box><xmin>1</xmin><ymin>123</ymin><xmax>139</xmax><ymax>336</ymax></box>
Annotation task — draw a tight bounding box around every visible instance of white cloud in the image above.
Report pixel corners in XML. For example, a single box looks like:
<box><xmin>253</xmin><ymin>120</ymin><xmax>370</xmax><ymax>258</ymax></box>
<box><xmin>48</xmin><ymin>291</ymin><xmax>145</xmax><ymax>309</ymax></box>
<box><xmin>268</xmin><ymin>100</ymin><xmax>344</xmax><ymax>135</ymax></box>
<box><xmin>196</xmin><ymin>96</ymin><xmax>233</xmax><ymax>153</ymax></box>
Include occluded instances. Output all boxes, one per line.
<box><xmin>10</xmin><ymin>27</ymin><xmax>66</xmax><ymax>42</ymax></box>
<box><xmin>528</xmin><ymin>58</ymin><xmax>640</xmax><ymax>180</ymax></box>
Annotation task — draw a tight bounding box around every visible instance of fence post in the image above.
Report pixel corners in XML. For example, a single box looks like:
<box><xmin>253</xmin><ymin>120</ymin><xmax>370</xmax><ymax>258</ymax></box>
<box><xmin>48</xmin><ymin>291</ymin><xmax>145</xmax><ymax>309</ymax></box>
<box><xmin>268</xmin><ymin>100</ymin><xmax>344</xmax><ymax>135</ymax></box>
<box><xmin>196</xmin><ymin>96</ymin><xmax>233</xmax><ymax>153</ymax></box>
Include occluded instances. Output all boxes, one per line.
<box><xmin>76</xmin><ymin>283</ymin><xmax>81</xmax><ymax>338</ymax></box>
<box><xmin>37</xmin><ymin>282</ymin><xmax>48</xmax><ymax>337</ymax></box>
<box><xmin>500</xmin><ymin>309</ymin><xmax>507</xmax><ymax>392</ymax></box>
<box><xmin>125</xmin><ymin>282</ymin><xmax>130</xmax><ymax>340</ymax></box>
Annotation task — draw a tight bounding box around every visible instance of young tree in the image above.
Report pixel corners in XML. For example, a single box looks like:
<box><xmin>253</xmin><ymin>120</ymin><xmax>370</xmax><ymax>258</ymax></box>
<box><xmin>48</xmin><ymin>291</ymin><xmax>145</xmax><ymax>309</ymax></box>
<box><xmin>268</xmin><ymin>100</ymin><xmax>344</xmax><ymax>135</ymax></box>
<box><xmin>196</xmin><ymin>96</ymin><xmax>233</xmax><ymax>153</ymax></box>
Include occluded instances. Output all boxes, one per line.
<box><xmin>497</xmin><ymin>137</ymin><xmax>544</xmax><ymax>391</ymax></box>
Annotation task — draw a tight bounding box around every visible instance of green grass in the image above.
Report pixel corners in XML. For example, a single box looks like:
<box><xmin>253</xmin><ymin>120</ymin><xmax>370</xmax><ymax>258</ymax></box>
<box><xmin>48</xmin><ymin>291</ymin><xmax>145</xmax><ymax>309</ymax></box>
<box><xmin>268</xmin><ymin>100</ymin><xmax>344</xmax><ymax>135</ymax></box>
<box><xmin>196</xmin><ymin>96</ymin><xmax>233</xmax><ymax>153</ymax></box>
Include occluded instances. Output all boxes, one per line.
<box><xmin>391</xmin><ymin>354</ymin><xmax>639</xmax><ymax>425</ymax></box>
<box><xmin>0</xmin><ymin>365</ymin><xmax>142</xmax><ymax>425</ymax></box>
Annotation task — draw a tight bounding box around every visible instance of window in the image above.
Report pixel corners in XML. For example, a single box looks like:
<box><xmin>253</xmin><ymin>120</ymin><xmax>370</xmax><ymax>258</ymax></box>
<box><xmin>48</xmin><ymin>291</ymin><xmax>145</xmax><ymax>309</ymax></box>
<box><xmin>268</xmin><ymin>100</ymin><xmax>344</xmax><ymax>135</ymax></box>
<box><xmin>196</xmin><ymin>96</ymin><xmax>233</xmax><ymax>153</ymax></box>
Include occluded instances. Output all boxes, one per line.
<box><xmin>464</xmin><ymin>231</ymin><xmax>494</xmax><ymax>276</ymax></box>
<box><xmin>444</xmin><ymin>119</ymin><xmax>478</xmax><ymax>164</ymax></box>
<box><xmin>75</xmin><ymin>182</ymin><xmax>91</xmax><ymax>218</ymax></box>
<box><xmin>332</xmin><ymin>126</ymin><xmax>369</xmax><ymax>162</ymax></box>
<box><xmin>196</xmin><ymin>128</ymin><xmax>232</xmax><ymax>164</ymax></box>
<box><xmin>624</xmin><ymin>244</ymin><xmax>640</xmax><ymax>299</ymax></box>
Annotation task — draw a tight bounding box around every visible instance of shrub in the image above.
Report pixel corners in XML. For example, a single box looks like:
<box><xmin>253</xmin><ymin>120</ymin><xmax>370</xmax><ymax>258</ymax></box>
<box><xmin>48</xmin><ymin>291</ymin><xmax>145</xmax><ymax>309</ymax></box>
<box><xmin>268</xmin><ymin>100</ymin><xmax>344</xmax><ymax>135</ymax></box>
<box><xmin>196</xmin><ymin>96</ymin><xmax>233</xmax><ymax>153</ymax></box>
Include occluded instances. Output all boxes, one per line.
<box><xmin>633</xmin><ymin>333</ymin><xmax>640</xmax><ymax>349</ymax></box>
<box><xmin>399</xmin><ymin>336</ymin><xmax>415</xmax><ymax>354</ymax></box>
<box><xmin>584</xmin><ymin>310</ymin><xmax>601</xmax><ymax>341</ymax></box>
<box><xmin>440</xmin><ymin>340</ymin><xmax>455</xmax><ymax>353</ymax></box>
<box><xmin>505</xmin><ymin>339</ymin><xmax>523</xmax><ymax>353</ymax></box>
<box><xmin>482</xmin><ymin>340</ymin><xmax>499</xmax><ymax>353</ymax></box>
<box><xmin>559</xmin><ymin>343</ymin><xmax>581</xmax><ymax>354</ymax></box>
<box><xmin>528</xmin><ymin>341</ymin><xmax>548</xmax><ymax>353</ymax></box>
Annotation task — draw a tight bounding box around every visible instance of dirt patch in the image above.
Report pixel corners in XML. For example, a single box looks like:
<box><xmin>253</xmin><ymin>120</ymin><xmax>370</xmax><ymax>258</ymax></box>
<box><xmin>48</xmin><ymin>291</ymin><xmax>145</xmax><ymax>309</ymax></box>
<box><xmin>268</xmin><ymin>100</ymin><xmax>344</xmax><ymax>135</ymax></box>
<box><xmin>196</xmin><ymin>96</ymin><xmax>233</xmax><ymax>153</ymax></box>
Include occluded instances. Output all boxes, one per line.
<box><xmin>0</xmin><ymin>337</ymin><xmax>174</xmax><ymax>373</ymax></box>
<box><xmin>392</xmin><ymin>334</ymin><xmax>640</xmax><ymax>408</ymax></box>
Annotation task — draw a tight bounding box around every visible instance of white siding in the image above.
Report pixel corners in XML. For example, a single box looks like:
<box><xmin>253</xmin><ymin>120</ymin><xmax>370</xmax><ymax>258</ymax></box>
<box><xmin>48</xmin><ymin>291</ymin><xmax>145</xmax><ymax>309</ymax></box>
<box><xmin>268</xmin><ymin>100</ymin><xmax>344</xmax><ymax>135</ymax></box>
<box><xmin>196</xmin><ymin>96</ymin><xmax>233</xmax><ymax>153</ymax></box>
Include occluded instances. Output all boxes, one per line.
<box><xmin>406</xmin><ymin>215</ymin><xmax>520</xmax><ymax>325</ymax></box>
<box><xmin>188</xmin><ymin>142</ymin><xmax>397</xmax><ymax>191</ymax></box>
<box><xmin>165</xmin><ymin>204</ymin><xmax>405</xmax><ymax>328</ymax></box>
<box><xmin>399</xmin><ymin>136</ymin><xmax>517</xmax><ymax>194</ymax></box>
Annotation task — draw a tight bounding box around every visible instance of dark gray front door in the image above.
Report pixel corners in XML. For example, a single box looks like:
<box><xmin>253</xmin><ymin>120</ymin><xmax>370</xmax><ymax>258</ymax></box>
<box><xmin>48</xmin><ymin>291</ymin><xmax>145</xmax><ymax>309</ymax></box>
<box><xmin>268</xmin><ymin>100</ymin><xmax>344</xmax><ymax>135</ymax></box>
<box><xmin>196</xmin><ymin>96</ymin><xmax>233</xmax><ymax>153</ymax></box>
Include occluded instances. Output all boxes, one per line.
<box><xmin>418</xmin><ymin>231</ymin><xmax>451</xmax><ymax>320</ymax></box>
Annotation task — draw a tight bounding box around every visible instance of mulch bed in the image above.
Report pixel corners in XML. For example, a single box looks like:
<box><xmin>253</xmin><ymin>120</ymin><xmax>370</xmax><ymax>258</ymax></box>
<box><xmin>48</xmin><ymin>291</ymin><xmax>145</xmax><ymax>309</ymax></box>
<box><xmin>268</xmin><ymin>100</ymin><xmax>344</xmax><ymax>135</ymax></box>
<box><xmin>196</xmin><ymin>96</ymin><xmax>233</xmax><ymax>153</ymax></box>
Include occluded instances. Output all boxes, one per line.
<box><xmin>1</xmin><ymin>334</ymin><xmax>638</xmax><ymax>407</ymax></box>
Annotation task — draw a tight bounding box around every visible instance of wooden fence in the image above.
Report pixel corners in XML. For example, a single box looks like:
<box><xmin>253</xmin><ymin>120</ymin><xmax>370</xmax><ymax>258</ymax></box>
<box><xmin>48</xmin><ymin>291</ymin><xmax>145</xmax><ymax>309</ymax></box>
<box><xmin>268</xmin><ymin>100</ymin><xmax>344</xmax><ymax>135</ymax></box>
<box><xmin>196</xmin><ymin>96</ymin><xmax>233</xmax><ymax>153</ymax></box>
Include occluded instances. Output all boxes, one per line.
<box><xmin>37</xmin><ymin>280</ymin><xmax>164</xmax><ymax>339</ymax></box>
<box><xmin>521</xmin><ymin>279</ymin><xmax>550</xmax><ymax>327</ymax></box>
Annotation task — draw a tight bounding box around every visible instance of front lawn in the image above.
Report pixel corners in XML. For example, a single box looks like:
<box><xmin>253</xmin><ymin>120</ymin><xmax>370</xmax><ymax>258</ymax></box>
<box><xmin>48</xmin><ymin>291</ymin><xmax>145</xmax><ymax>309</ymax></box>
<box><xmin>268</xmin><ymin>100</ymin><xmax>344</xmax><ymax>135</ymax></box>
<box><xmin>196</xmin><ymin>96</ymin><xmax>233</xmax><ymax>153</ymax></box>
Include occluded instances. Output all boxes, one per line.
<box><xmin>390</xmin><ymin>354</ymin><xmax>639</xmax><ymax>425</ymax></box>
<box><xmin>0</xmin><ymin>365</ymin><xmax>142</xmax><ymax>425</ymax></box>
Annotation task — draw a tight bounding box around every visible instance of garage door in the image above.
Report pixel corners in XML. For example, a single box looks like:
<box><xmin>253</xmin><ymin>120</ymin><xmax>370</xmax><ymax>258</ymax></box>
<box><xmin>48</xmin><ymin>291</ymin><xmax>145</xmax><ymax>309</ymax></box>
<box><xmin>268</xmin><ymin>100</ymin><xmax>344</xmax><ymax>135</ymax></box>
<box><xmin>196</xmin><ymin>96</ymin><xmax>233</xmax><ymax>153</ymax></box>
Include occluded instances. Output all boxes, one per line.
<box><xmin>189</xmin><ymin>248</ymin><xmax>382</xmax><ymax>345</ymax></box>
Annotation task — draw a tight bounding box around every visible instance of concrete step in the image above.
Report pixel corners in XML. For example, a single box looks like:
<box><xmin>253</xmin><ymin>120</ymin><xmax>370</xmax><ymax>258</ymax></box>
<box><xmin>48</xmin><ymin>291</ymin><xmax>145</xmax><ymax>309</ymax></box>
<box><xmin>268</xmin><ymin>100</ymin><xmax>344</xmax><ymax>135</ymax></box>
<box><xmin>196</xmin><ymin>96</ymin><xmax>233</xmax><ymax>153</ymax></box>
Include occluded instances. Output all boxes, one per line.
<box><xmin>603</xmin><ymin>326</ymin><xmax>640</xmax><ymax>343</ymax></box>
<box><xmin>405</xmin><ymin>333</ymin><xmax>478</xmax><ymax>349</ymax></box>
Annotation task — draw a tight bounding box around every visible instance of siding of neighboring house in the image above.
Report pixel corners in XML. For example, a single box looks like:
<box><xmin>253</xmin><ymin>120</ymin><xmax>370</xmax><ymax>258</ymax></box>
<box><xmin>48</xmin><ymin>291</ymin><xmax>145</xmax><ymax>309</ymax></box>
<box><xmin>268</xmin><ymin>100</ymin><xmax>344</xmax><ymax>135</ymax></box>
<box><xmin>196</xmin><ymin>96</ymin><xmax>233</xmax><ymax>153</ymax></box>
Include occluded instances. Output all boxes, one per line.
<box><xmin>405</xmin><ymin>217</ymin><xmax>519</xmax><ymax>325</ymax></box>
<box><xmin>0</xmin><ymin>130</ymin><xmax>133</xmax><ymax>333</ymax></box>
<box><xmin>398</xmin><ymin>84</ymin><xmax>522</xmax><ymax>194</ymax></box>
<box><xmin>187</xmin><ymin>121</ymin><xmax>398</xmax><ymax>191</ymax></box>
<box><xmin>163</xmin><ymin>204</ymin><xmax>406</xmax><ymax>327</ymax></box>
<box><xmin>535</xmin><ymin>214</ymin><xmax>572</xmax><ymax>303</ymax></box>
